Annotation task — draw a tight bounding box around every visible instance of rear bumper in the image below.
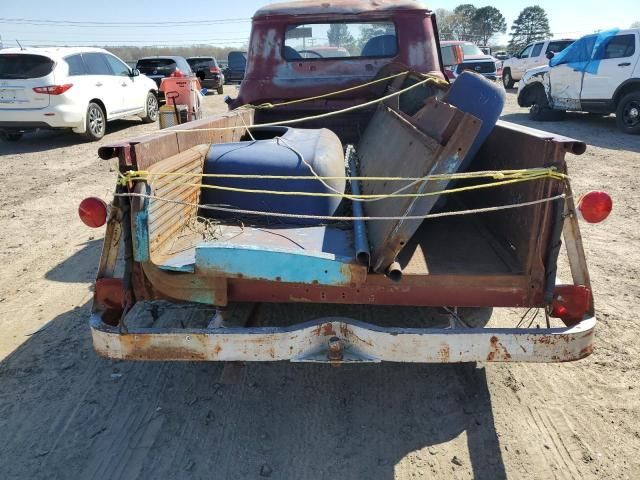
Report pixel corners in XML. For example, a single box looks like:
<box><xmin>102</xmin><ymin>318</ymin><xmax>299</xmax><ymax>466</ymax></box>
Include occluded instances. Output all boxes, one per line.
<box><xmin>0</xmin><ymin>104</ymin><xmax>84</xmax><ymax>130</ymax></box>
<box><xmin>90</xmin><ymin>313</ymin><xmax>595</xmax><ymax>363</ymax></box>
<box><xmin>200</xmin><ymin>75</ymin><xmax>223</xmax><ymax>89</ymax></box>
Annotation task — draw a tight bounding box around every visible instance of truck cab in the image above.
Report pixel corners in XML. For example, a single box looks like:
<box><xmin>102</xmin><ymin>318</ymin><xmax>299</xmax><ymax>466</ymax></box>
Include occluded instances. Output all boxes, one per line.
<box><xmin>502</xmin><ymin>39</ymin><xmax>575</xmax><ymax>88</ymax></box>
<box><xmin>518</xmin><ymin>29</ymin><xmax>640</xmax><ymax>133</ymax></box>
<box><xmin>228</xmin><ymin>0</ymin><xmax>443</xmax><ymax>115</ymax></box>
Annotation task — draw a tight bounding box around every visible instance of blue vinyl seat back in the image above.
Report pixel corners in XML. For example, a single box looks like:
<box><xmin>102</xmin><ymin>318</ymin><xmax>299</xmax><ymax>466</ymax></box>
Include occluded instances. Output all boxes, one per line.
<box><xmin>443</xmin><ymin>71</ymin><xmax>505</xmax><ymax>170</ymax></box>
<box><xmin>361</xmin><ymin>35</ymin><xmax>397</xmax><ymax>57</ymax></box>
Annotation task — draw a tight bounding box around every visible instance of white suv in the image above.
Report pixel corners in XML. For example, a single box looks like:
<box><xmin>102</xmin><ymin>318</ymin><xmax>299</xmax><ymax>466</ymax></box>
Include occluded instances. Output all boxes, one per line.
<box><xmin>502</xmin><ymin>39</ymin><xmax>575</xmax><ymax>88</ymax></box>
<box><xmin>0</xmin><ymin>47</ymin><xmax>159</xmax><ymax>141</ymax></box>
<box><xmin>518</xmin><ymin>29</ymin><xmax>640</xmax><ymax>134</ymax></box>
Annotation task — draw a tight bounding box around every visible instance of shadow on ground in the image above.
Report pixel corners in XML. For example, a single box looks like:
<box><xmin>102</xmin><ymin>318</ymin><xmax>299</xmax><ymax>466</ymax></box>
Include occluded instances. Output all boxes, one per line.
<box><xmin>501</xmin><ymin>97</ymin><xmax>640</xmax><ymax>153</ymax></box>
<box><xmin>45</xmin><ymin>239</ymin><xmax>103</xmax><ymax>284</ymax></box>
<box><xmin>0</xmin><ymin>300</ymin><xmax>507</xmax><ymax>480</ymax></box>
<box><xmin>0</xmin><ymin>119</ymin><xmax>144</xmax><ymax>155</ymax></box>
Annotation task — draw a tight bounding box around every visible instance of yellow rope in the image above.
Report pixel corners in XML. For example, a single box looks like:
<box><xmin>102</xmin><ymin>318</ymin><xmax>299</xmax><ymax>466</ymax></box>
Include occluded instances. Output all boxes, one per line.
<box><xmin>116</xmin><ymin>192</ymin><xmax>567</xmax><ymax>222</ymax></box>
<box><xmin>245</xmin><ymin>70</ymin><xmax>444</xmax><ymax>109</ymax></box>
<box><xmin>121</xmin><ymin>167</ymin><xmax>566</xmax><ymax>185</ymax></box>
<box><xmin>134</xmin><ymin>170</ymin><xmax>564</xmax><ymax>202</ymax></box>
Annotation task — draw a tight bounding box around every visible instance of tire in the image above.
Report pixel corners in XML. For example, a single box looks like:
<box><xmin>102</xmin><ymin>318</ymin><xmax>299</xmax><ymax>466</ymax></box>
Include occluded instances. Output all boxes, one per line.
<box><xmin>84</xmin><ymin>102</ymin><xmax>106</xmax><ymax>141</ymax></box>
<box><xmin>616</xmin><ymin>91</ymin><xmax>640</xmax><ymax>134</ymax></box>
<box><xmin>217</xmin><ymin>85</ymin><xmax>224</xmax><ymax>95</ymax></box>
<box><xmin>528</xmin><ymin>88</ymin><xmax>565</xmax><ymax>121</ymax></box>
<box><xmin>503</xmin><ymin>69</ymin><xmax>515</xmax><ymax>89</ymax></box>
<box><xmin>141</xmin><ymin>92</ymin><xmax>159</xmax><ymax>124</ymax></box>
<box><xmin>0</xmin><ymin>131</ymin><xmax>23</xmax><ymax>142</ymax></box>
<box><xmin>457</xmin><ymin>307</ymin><xmax>493</xmax><ymax>329</ymax></box>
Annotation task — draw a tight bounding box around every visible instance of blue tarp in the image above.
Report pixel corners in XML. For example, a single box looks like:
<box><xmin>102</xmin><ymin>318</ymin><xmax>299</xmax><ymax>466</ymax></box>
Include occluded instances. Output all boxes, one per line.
<box><xmin>550</xmin><ymin>29</ymin><xmax>620</xmax><ymax>74</ymax></box>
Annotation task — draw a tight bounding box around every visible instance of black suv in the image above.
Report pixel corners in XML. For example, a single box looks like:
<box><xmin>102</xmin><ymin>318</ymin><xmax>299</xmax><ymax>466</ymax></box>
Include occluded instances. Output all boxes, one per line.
<box><xmin>135</xmin><ymin>56</ymin><xmax>193</xmax><ymax>98</ymax></box>
<box><xmin>186</xmin><ymin>57</ymin><xmax>225</xmax><ymax>94</ymax></box>
<box><xmin>223</xmin><ymin>51</ymin><xmax>247</xmax><ymax>84</ymax></box>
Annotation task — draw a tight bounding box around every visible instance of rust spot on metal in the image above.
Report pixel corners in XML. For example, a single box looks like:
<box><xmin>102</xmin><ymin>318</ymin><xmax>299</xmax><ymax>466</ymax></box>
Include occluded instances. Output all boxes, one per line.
<box><xmin>579</xmin><ymin>344</ymin><xmax>594</xmax><ymax>358</ymax></box>
<box><xmin>487</xmin><ymin>335</ymin><xmax>511</xmax><ymax>361</ymax></box>
<box><xmin>339</xmin><ymin>322</ymin><xmax>350</xmax><ymax>338</ymax></box>
<box><xmin>438</xmin><ymin>344</ymin><xmax>450</xmax><ymax>362</ymax></box>
<box><xmin>119</xmin><ymin>333</ymin><xmax>209</xmax><ymax>361</ymax></box>
<box><xmin>322</xmin><ymin>323</ymin><xmax>336</xmax><ymax>336</ymax></box>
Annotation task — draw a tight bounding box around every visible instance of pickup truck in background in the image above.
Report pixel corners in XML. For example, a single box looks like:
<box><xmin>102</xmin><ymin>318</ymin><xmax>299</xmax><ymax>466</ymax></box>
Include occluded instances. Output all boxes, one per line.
<box><xmin>440</xmin><ymin>40</ymin><xmax>501</xmax><ymax>82</ymax></box>
<box><xmin>81</xmin><ymin>0</ymin><xmax>611</xmax><ymax>365</ymax></box>
<box><xmin>502</xmin><ymin>39</ymin><xmax>575</xmax><ymax>88</ymax></box>
<box><xmin>518</xmin><ymin>29</ymin><xmax>640</xmax><ymax>133</ymax></box>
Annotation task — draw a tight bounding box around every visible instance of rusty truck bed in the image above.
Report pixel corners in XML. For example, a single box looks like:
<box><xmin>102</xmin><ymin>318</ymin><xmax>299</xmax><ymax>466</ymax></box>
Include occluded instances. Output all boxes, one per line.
<box><xmin>90</xmin><ymin>108</ymin><xmax>596</xmax><ymax>363</ymax></box>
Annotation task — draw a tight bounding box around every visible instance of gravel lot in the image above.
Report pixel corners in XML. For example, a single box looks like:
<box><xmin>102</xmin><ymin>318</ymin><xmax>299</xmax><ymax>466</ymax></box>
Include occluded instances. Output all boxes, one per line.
<box><xmin>0</xmin><ymin>87</ymin><xmax>638</xmax><ymax>480</ymax></box>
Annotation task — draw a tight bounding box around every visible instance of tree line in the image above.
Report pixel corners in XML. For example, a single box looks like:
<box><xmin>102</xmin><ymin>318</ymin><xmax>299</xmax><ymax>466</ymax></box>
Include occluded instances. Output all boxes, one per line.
<box><xmin>104</xmin><ymin>45</ymin><xmax>243</xmax><ymax>64</ymax></box>
<box><xmin>436</xmin><ymin>4</ymin><xmax>553</xmax><ymax>53</ymax></box>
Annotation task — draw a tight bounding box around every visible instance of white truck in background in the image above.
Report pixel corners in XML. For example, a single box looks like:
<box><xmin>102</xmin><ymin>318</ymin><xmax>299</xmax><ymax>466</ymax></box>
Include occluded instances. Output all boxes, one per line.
<box><xmin>502</xmin><ymin>39</ymin><xmax>575</xmax><ymax>88</ymax></box>
<box><xmin>518</xmin><ymin>29</ymin><xmax>640</xmax><ymax>134</ymax></box>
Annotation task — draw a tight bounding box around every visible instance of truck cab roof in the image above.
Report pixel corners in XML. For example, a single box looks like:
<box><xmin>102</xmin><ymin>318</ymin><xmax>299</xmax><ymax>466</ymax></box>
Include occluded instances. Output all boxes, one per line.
<box><xmin>254</xmin><ymin>0</ymin><xmax>426</xmax><ymax>18</ymax></box>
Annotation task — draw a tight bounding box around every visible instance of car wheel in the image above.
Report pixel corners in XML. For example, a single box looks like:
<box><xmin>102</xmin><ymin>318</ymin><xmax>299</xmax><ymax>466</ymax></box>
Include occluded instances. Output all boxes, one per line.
<box><xmin>84</xmin><ymin>102</ymin><xmax>106</xmax><ymax>141</ymax></box>
<box><xmin>503</xmin><ymin>69</ymin><xmax>515</xmax><ymax>89</ymax></box>
<box><xmin>0</xmin><ymin>131</ymin><xmax>23</xmax><ymax>142</ymax></box>
<box><xmin>217</xmin><ymin>85</ymin><xmax>224</xmax><ymax>95</ymax></box>
<box><xmin>457</xmin><ymin>307</ymin><xmax>493</xmax><ymax>329</ymax></box>
<box><xmin>141</xmin><ymin>92</ymin><xmax>159</xmax><ymax>124</ymax></box>
<box><xmin>530</xmin><ymin>103</ymin><xmax>565</xmax><ymax>121</ymax></box>
<box><xmin>529</xmin><ymin>89</ymin><xmax>565</xmax><ymax>121</ymax></box>
<box><xmin>616</xmin><ymin>92</ymin><xmax>640</xmax><ymax>134</ymax></box>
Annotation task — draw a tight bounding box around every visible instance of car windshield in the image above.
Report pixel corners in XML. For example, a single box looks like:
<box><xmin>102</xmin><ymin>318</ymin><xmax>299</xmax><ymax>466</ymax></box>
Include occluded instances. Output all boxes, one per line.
<box><xmin>461</xmin><ymin>44</ymin><xmax>484</xmax><ymax>57</ymax></box>
<box><xmin>136</xmin><ymin>59</ymin><xmax>177</xmax><ymax>74</ymax></box>
<box><xmin>0</xmin><ymin>54</ymin><xmax>55</xmax><ymax>79</ymax></box>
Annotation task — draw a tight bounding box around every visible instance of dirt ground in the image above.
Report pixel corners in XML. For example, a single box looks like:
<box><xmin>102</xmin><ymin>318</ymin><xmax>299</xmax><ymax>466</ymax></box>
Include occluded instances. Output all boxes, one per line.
<box><xmin>0</xmin><ymin>86</ymin><xmax>638</xmax><ymax>480</ymax></box>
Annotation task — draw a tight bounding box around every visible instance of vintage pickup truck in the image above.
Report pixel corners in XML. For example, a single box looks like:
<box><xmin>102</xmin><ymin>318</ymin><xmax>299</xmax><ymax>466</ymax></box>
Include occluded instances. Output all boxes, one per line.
<box><xmin>82</xmin><ymin>0</ymin><xmax>611</xmax><ymax>364</ymax></box>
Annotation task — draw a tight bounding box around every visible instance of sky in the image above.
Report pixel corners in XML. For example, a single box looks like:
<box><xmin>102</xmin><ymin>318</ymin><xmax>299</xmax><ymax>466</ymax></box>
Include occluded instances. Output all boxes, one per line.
<box><xmin>0</xmin><ymin>0</ymin><xmax>639</xmax><ymax>49</ymax></box>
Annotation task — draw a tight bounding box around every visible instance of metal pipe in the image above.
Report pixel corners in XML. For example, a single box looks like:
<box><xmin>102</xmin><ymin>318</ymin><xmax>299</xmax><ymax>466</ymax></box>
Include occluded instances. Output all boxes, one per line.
<box><xmin>386</xmin><ymin>261</ymin><xmax>403</xmax><ymax>282</ymax></box>
<box><xmin>346</xmin><ymin>145</ymin><xmax>371</xmax><ymax>267</ymax></box>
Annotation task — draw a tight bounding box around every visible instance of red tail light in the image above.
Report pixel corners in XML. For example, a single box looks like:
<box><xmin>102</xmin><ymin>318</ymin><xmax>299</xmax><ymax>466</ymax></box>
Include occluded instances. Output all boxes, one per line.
<box><xmin>79</xmin><ymin>197</ymin><xmax>108</xmax><ymax>228</ymax></box>
<box><xmin>33</xmin><ymin>84</ymin><xmax>73</xmax><ymax>95</ymax></box>
<box><xmin>550</xmin><ymin>285</ymin><xmax>591</xmax><ymax>326</ymax></box>
<box><xmin>209</xmin><ymin>66</ymin><xmax>221</xmax><ymax>73</ymax></box>
<box><xmin>577</xmin><ymin>191</ymin><xmax>612</xmax><ymax>223</ymax></box>
<box><xmin>170</xmin><ymin>69</ymin><xmax>185</xmax><ymax>77</ymax></box>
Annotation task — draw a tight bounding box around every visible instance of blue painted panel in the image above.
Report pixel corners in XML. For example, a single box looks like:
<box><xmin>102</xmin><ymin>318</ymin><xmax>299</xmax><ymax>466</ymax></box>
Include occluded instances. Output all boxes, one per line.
<box><xmin>195</xmin><ymin>244</ymin><xmax>357</xmax><ymax>285</ymax></box>
<box><xmin>133</xmin><ymin>209</ymin><xmax>150</xmax><ymax>263</ymax></box>
<box><xmin>158</xmin><ymin>250</ymin><xmax>195</xmax><ymax>273</ymax></box>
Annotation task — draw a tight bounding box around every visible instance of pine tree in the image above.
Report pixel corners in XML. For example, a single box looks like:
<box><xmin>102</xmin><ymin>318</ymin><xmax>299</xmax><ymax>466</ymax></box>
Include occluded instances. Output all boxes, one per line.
<box><xmin>452</xmin><ymin>4</ymin><xmax>477</xmax><ymax>41</ymax></box>
<box><xmin>509</xmin><ymin>5</ymin><xmax>551</xmax><ymax>53</ymax></box>
<box><xmin>508</xmin><ymin>6</ymin><xmax>552</xmax><ymax>53</ymax></box>
<box><xmin>471</xmin><ymin>7</ymin><xmax>507</xmax><ymax>46</ymax></box>
<box><xmin>327</xmin><ymin>24</ymin><xmax>355</xmax><ymax>50</ymax></box>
